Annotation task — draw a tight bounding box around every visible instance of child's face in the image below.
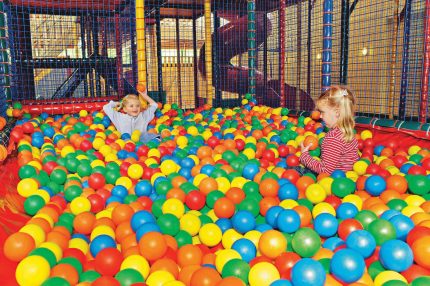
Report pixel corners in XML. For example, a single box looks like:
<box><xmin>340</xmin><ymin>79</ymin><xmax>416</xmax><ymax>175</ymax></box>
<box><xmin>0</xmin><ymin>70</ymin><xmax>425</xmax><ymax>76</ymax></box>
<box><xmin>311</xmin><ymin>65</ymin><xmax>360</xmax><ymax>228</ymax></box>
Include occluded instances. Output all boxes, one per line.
<box><xmin>123</xmin><ymin>99</ymin><xmax>141</xmax><ymax>117</ymax></box>
<box><xmin>318</xmin><ymin>103</ymin><xmax>339</xmax><ymax>128</ymax></box>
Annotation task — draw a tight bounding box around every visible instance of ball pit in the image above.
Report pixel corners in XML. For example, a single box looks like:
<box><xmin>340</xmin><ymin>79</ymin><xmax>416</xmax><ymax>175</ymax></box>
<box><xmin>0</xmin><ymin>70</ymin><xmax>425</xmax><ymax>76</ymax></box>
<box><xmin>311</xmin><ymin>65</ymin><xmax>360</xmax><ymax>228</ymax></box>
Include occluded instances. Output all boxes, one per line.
<box><xmin>2</xmin><ymin>100</ymin><xmax>430</xmax><ymax>285</ymax></box>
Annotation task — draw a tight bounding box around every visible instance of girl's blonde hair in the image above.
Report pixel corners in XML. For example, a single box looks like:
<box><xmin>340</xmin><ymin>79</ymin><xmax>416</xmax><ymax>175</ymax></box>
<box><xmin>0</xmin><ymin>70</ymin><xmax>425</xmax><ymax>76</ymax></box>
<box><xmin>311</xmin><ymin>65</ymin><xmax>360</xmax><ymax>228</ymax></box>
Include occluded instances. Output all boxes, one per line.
<box><xmin>116</xmin><ymin>94</ymin><xmax>141</xmax><ymax>111</ymax></box>
<box><xmin>316</xmin><ymin>85</ymin><xmax>356</xmax><ymax>142</ymax></box>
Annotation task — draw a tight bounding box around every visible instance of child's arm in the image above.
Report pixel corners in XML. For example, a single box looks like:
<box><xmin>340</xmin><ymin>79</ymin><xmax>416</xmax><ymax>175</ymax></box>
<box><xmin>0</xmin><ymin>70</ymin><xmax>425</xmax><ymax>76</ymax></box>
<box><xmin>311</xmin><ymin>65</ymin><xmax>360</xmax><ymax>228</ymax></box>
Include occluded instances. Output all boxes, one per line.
<box><xmin>138</xmin><ymin>88</ymin><xmax>157</xmax><ymax>106</ymax></box>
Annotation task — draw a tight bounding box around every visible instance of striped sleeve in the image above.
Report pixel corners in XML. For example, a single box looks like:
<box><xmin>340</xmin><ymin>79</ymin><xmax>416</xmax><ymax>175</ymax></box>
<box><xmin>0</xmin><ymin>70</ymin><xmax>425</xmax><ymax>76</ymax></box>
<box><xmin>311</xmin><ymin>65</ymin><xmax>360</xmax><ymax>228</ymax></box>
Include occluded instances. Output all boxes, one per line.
<box><xmin>299</xmin><ymin>131</ymin><xmax>344</xmax><ymax>174</ymax></box>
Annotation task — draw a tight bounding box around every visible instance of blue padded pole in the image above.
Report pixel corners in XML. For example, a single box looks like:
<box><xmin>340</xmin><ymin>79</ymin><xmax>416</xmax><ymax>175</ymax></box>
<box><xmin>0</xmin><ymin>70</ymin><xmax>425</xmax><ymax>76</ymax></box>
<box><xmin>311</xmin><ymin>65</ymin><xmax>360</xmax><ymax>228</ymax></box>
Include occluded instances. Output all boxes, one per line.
<box><xmin>399</xmin><ymin>0</ymin><xmax>412</xmax><ymax>119</ymax></box>
<box><xmin>322</xmin><ymin>0</ymin><xmax>333</xmax><ymax>91</ymax></box>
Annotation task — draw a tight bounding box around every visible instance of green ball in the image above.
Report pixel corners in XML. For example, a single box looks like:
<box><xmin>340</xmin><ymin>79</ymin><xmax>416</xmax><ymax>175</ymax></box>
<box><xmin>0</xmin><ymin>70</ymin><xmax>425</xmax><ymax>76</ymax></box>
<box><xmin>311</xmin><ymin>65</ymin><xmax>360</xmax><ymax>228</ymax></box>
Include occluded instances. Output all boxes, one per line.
<box><xmin>124</xmin><ymin>194</ymin><xmax>138</xmax><ymax>204</ymax></box>
<box><xmin>180</xmin><ymin>182</ymin><xmax>199</xmax><ymax>194</ymax></box>
<box><xmin>36</xmin><ymin>170</ymin><xmax>50</xmax><ymax>186</ymax></box>
<box><xmin>210</xmin><ymin>168</ymin><xmax>228</xmax><ymax>179</ymax></box>
<box><xmin>406</xmin><ymin>175</ymin><xmax>430</xmax><ymax>195</ymax></box>
<box><xmin>237</xmin><ymin>197</ymin><xmax>260</xmax><ymax>217</ymax></box>
<box><xmin>409</xmin><ymin>154</ymin><xmax>423</xmax><ymax>164</ymax></box>
<box><xmin>331</xmin><ymin>177</ymin><xmax>356</xmax><ymax>198</ymax></box>
<box><xmin>65</xmin><ymin>157</ymin><xmax>80</xmax><ymax>173</ymax></box>
<box><xmin>382</xmin><ymin>280</ymin><xmax>408</xmax><ymax>286</ymax></box>
<box><xmin>175</xmin><ymin>230</ymin><xmax>193</xmax><ymax>247</ymax></box>
<box><xmin>387</xmin><ymin>198</ymin><xmax>408</xmax><ymax>211</ymax></box>
<box><xmin>206</xmin><ymin>191</ymin><xmax>224</xmax><ymax>209</ymax></box>
<box><xmin>243</xmin><ymin>181</ymin><xmax>259</xmax><ymax>195</ymax></box>
<box><xmin>24</xmin><ymin>195</ymin><xmax>46</xmax><ymax>215</ymax></box>
<box><xmin>92</xmin><ymin>166</ymin><xmax>107</xmax><ymax>176</ymax></box>
<box><xmin>291</xmin><ymin>228</ymin><xmax>321</xmax><ymax>257</ymax></box>
<box><xmin>29</xmin><ymin>247</ymin><xmax>57</xmax><ymax>268</ymax></box>
<box><xmin>261</xmin><ymin>172</ymin><xmax>279</xmax><ymax>181</ymax></box>
<box><xmin>19</xmin><ymin>165</ymin><xmax>37</xmax><ymax>179</ymax></box>
<box><xmin>64</xmin><ymin>185</ymin><xmax>83</xmax><ymax>202</ymax></box>
<box><xmin>221</xmin><ymin>259</ymin><xmax>250</xmax><ymax>284</ymax></box>
<box><xmin>115</xmin><ymin>268</ymin><xmax>144</xmax><ymax>286</ymax></box>
<box><xmin>367</xmin><ymin>219</ymin><xmax>396</xmax><ymax>245</ymax></box>
<box><xmin>13</xmin><ymin>102</ymin><xmax>22</xmax><ymax>109</ymax></box>
<box><xmin>155</xmin><ymin>180</ymin><xmax>172</xmax><ymax>195</ymax></box>
<box><xmin>79</xmin><ymin>270</ymin><xmax>101</xmax><ymax>282</ymax></box>
<box><xmin>151</xmin><ymin>198</ymin><xmax>166</xmax><ymax>218</ymax></box>
<box><xmin>199</xmin><ymin>214</ymin><xmax>213</xmax><ymax>225</ymax></box>
<box><xmin>41</xmin><ymin>277</ymin><xmax>70</xmax><ymax>286</ymax></box>
<box><xmin>222</xmin><ymin>150</ymin><xmax>236</xmax><ymax>163</ymax></box>
<box><xmin>411</xmin><ymin>277</ymin><xmax>430</xmax><ymax>286</ymax></box>
<box><xmin>58</xmin><ymin>256</ymin><xmax>83</xmax><ymax>275</ymax></box>
<box><xmin>77</xmin><ymin>162</ymin><xmax>92</xmax><ymax>177</ymax></box>
<box><xmin>106</xmin><ymin>162</ymin><xmax>120</xmax><ymax>172</ymax></box>
<box><xmin>50</xmin><ymin>168</ymin><xmax>67</xmax><ymax>185</ymax></box>
<box><xmin>355</xmin><ymin>210</ymin><xmax>378</xmax><ymax>230</ymax></box>
<box><xmin>157</xmin><ymin>213</ymin><xmax>180</xmax><ymax>236</ymax></box>
<box><xmin>58</xmin><ymin>212</ymin><xmax>75</xmax><ymax>225</ymax></box>
<box><xmin>368</xmin><ymin>261</ymin><xmax>385</xmax><ymax>279</ymax></box>
<box><xmin>318</xmin><ymin>258</ymin><xmax>331</xmax><ymax>274</ymax></box>
<box><xmin>297</xmin><ymin>198</ymin><xmax>314</xmax><ymax>211</ymax></box>
<box><xmin>105</xmin><ymin>170</ymin><xmax>120</xmax><ymax>185</ymax></box>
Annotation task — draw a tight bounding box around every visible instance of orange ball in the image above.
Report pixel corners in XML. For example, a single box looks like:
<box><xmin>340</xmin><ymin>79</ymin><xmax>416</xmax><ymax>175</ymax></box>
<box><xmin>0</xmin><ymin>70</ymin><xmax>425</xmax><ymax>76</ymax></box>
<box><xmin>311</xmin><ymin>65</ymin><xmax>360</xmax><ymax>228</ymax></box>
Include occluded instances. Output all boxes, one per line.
<box><xmin>386</xmin><ymin>175</ymin><xmax>408</xmax><ymax>194</ymax></box>
<box><xmin>190</xmin><ymin>267</ymin><xmax>222</xmax><ymax>286</ymax></box>
<box><xmin>138</xmin><ymin>232</ymin><xmax>167</xmax><ymax>261</ymax></box>
<box><xmin>136</xmin><ymin>83</ymin><xmax>146</xmax><ymax>92</ymax></box>
<box><xmin>213</xmin><ymin>197</ymin><xmax>236</xmax><ymax>219</ymax></box>
<box><xmin>225</xmin><ymin>187</ymin><xmax>245</xmax><ymax>204</ymax></box>
<box><xmin>293</xmin><ymin>205</ymin><xmax>312</xmax><ymax>227</ymax></box>
<box><xmin>303</xmin><ymin>135</ymin><xmax>318</xmax><ymax>150</ymax></box>
<box><xmin>217</xmin><ymin>277</ymin><xmax>246</xmax><ymax>286</ymax></box>
<box><xmin>198</xmin><ymin>177</ymin><xmax>218</xmax><ymax>196</ymax></box>
<box><xmin>115</xmin><ymin>221</ymin><xmax>134</xmax><ymax>243</ymax></box>
<box><xmin>259</xmin><ymin>197</ymin><xmax>280</xmax><ymax>217</ymax></box>
<box><xmin>177</xmin><ymin>244</ymin><xmax>203</xmax><ymax>267</ymax></box>
<box><xmin>178</xmin><ymin>265</ymin><xmax>200</xmax><ymax>286</ymax></box>
<box><xmin>258</xmin><ymin>230</ymin><xmax>287</xmax><ymax>259</ymax></box>
<box><xmin>412</xmin><ymin>236</ymin><xmax>430</xmax><ymax>269</ymax></box>
<box><xmin>260</xmin><ymin>178</ymin><xmax>280</xmax><ymax>197</ymax></box>
<box><xmin>111</xmin><ymin>204</ymin><xmax>134</xmax><ymax>226</ymax></box>
<box><xmin>46</xmin><ymin>231</ymin><xmax>69</xmax><ymax>251</ymax></box>
<box><xmin>73</xmin><ymin>212</ymin><xmax>96</xmax><ymax>235</ymax></box>
<box><xmin>150</xmin><ymin>258</ymin><xmax>179</xmax><ymax>278</ymax></box>
<box><xmin>3</xmin><ymin>232</ymin><xmax>36</xmax><ymax>262</ymax></box>
<box><xmin>50</xmin><ymin>263</ymin><xmax>79</xmax><ymax>285</ymax></box>
<box><xmin>197</xmin><ymin>146</ymin><xmax>213</xmax><ymax>160</ymax></box>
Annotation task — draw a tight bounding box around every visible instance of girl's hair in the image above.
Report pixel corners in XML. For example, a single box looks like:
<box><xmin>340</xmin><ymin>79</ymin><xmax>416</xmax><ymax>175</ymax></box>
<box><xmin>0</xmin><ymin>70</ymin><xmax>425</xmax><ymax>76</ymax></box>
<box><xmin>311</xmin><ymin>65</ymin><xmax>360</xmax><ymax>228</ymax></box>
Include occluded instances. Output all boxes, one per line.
<box><xmin>116</xmin><ymin>94</ymin><xmax>141</xmax><ymax>111</ymax></box>
<box><xmin>316</xmin><ymin>85</ymin><xmax>356</xmax><ymax>142</ymax></box>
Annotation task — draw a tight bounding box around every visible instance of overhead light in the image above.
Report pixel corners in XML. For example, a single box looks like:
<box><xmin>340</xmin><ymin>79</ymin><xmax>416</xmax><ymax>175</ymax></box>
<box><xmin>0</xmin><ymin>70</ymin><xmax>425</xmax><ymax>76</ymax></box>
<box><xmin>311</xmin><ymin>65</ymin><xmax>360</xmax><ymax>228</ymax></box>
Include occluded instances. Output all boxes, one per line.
<box><xmin>361</xmin><ymin>47</ymin><xmax>368</xmax><ymax>56</ymax></box>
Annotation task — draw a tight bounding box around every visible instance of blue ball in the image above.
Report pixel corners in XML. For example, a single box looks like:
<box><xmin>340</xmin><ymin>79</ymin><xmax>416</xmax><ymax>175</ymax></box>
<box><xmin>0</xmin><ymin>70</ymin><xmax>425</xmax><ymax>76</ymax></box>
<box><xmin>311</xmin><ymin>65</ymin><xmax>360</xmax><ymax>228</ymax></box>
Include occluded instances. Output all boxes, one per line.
<box><xmin>380</xmin><ymin>209</ymin><xmax>401</xmax><ymax>221</ymax></box>
<box><xmin>374</xmin><ymin>145</ymin><xmax>385</xmax><ymax>156</ymax></box>
<box><xmin>265</xmin><ymin>206</ymin><xmax>283</xmax><ymax>228</ymax></box>
<box><xmin>389</xmin><ymin>214</ymin><xmax>414</xmax><ymax>241</ymax></box>
<box><xmin>90</xmin><ymin>235</ymin><xmax>116</xmax><ymax>257</ymax></box>
<box><xmin>215</xmin><ymin>218</ymin><xmax>232</xmax><ymax>233</ymax></box>
<box><xmin>330</xmin><ymin>249</ymin><xmax>365</xmax><ymax>283</ymax></box>
<box><xmin>277</xmin><ymin>209</ymin><xmax>301</xmax><ymax>234</ymax></box>
<box><xmin>364</xmin><ymin>175</ymin><xmax>387</xmax><ymax>196</ymax></box>
<box><xmin>270</xmin><ymin>280</ymin><xmax>292</xmax><ymax>286</ymax></box>
<box><xmin>380</xmin><ymin>239</ymin><xmax>413</xmax><ymax>272</ymax></box>
<box><xmin>111</xmin><ymin>185</ymin><xmax>128</xmax><ymax>198</ymax></box>
<box><xmin>130</xmin><ymin>210</ymin><xmax>156</xmax><ymax>231</ymax></box>
<box><xmin>291</xmin><ymin>258</ymin><xmax>326</xmax><ymax>286</ymax></box>
<box><xmin>323</xmin><ymin>237</ymin><xmax>345</xmax><ymax>251</ymax></box>
<box><xmin>336</xmin><ymin>202</ymin><xmax>359</xmax><ymax>220</ymax></box>
<box><xmin>106</xmin><ymin>195</ymin><xmax>123</xmax><ymax>205</ymax></box>
<box><xmin>331</xmin><ymin>170</ymin><xmax>346</xmax><ymax>178</ymax></box>
<box><xmin>314</xmin><ymin>213</ymin><xmax>339</xmax><ymax>238</ymax></box>
<box><xmin>255</xmin><ymin>224</ymin><xmax>273</xmax><ymax>232</ymax></box>
<box><xmin>232</xmin><ymin>238</ymin><xmax>257</xmax><ymax>263</ymax></box>
<box><xmin>134</xmin><ymin>180</ymin><xmax>153</xmax><ymax>197</ymax></box>
<box><xmin>136</xmin><ymin>223</ymin><xmax>161</xmax><ymax>241</ymax></box>
<box><xmin>179</xmin><ymin>167</ymin><xmax>192</xmax><ymax>179</ymax></box>
<box><xmin>278</xmin><ymin>183</ymin><xmax>299</xmax><ymax>201</ymax></box>
<box><xmin>231</xmin><ymin>210</ymin><xmax>256</xmax><ymax>234</ymax></box>
<box><xmin>346</xmin><ymin>230</ymin><xmax>376</xmax><ymax>258</ymax></box>
<box><xmin>200</xmin><ymin>164</ymin><xmax>215</xmax><ymax>176</ymax></box>
<box><xmin>242</xmin><ymin>163</ymin><xmax>260</xmax><ymax>180</ymax></box>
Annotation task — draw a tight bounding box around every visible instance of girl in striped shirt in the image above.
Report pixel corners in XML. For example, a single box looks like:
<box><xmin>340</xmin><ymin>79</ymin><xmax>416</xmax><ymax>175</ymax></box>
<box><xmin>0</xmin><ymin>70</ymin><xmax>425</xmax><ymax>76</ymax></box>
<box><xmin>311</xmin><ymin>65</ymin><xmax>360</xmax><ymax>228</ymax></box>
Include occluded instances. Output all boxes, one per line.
<box><xmin>299</xmin><ymin>85</ymin><xmax>359</xmax><ymax>175</ymax></box>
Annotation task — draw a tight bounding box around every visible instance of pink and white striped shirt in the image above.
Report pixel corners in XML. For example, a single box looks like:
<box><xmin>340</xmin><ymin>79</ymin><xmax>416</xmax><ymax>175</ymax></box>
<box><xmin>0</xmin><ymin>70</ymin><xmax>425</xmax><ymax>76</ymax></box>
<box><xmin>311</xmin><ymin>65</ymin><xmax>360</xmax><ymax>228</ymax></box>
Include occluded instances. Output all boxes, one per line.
<box><xmin>300</xmin><ymin>127</ymin><xmax>359</xmax><ymax>175</ymax></box>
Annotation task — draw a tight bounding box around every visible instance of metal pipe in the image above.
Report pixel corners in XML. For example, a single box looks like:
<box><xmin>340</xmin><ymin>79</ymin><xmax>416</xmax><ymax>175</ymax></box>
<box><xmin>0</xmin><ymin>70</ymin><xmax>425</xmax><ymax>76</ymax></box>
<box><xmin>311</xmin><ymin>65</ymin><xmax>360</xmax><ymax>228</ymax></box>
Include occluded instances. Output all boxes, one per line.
<box><xmin>297</xmin><ymin>1</ymin><xmax>302</xmax><ymax>110</ymax></box>
<box><xmin>155</xmin><ymin>7</ymin><xmax>163</xmax><ymax>100</ymax></box>
<box><xmin>192</xmin><ymin>9</ymin><xmax>199</xmax><ymax>108</ymax></box>
<box><xmin>388</xmin><ymin>0</ymin><xmax>400</xmax><ymax>119</ymax></box>
<box><xmin>398</xmin><ymin>0</ymin><xmax>412</xmax><ymax>120</ymax></box>
<box><xmin>322</xmin><ymin>0</ymin><xmax>333</xmax><ymax>91</ymax></box>
<box><xmin>204</xmin><ymin>0</ymin><xmax>213</xmax><ymax>105</ymax></box>
<box><xmin>340</xmin><ymin>0</ymin><xmax>349</xmax><ymax>84</ymax></box>
<box><xmin>175</xmin><ymin>15</ymin><xmax>182</xmax><ymax>108</ymax></box>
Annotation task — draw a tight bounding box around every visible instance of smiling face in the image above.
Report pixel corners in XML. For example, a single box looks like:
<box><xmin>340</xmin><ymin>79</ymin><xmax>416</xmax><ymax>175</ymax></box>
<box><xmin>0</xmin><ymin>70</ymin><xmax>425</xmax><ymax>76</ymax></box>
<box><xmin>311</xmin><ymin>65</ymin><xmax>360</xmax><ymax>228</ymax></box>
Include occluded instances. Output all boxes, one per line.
<box><xmin>122</xmin><ymin>98</ymin><xmax>142</xmax><ymax>117</ymax></box>
<box><xmin>318</xmin><ymin>102</ymin><xmax>339</xmax><ymax>129</ymax></box>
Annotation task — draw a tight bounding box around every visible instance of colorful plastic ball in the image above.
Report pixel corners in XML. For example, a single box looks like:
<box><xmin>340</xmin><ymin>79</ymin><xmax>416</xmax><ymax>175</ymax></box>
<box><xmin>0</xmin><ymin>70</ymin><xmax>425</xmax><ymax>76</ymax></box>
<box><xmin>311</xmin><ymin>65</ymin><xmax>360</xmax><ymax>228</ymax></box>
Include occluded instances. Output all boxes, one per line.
<box><xmin>270</xmin><ymin>279</ymin><xmax>292</xmax><ymax>286</ymax></box>
<box><xmin>278</xmin><ymin>183</ymin><xmax>299</xmax><ymax>201</ymax></box>
<box><xmin>331</xmin><ymin>177</ymin><xmax>356</xmax><ymax>198</ymax></box>
<box><xmin>70</xmin><ymin>197</ymin><xmax>91</xmax><ymax>215</ymax></box>
<box><xmin>313</xmin><ymin>213</ymin><xmax>338</xmax><ymax>238</ymax></box>
<box><xmin>231</xmin><ymin>210</ymin><xmax>256</xmax><ymax>234</ymax></box>
<box><xmin>41</xmin><ymin>277</ymin><xmax>70</xmax><ymax>286</ymax></box>
<box><xmin>231</xmin><ymin>238</ymin><xmax>257</xmax><ymax>263</ymax></box>
<box><xmin>374</xmin><ymin>271</ymin><xmax>407</xmax><ymax>286</ymax></box>
<box><xmin>157</xmin><ymin>213</ymin><xmax>180</xmax><ymax>236</ymax></box>
<box><xmin>291</xmin><ymin>258</ymin><xmax>325</xmax><ymax>286</ymax></box>
<box><xmin>388</xmin><ymin>214</ymin><xmax>414</xmax><ymax>241</ymax></box>
<box><xmin>291</xmin><ymin>228</ymin><xmax>321</xmax><ymax>258</ymax></box>
<box><xmin>336</xmin><ymin>202</ymin><xmax>358</xmax><ymax>219</ymax></box>
<box><xmin>411</xmin><ymin>277</ymin><xmax>430</xmax><ymax>286</ymax></box>
<box><xmin>248</xmin><ymin>262</ymin><xmax>280</xmax><ymax>286</ymax></box>
<box><xmin>16</xmin><ymin>255</ymin><xmax>51</xmax><ymax>286</ymax></box>
<box><xmin>138</xmin><ymin>232</ymin><xmax>167</xmax><ymax>261</ymax></box>
<box><xmin>199</xmin><ymin>223</ymin><xmax>222</xmax><ymax>247</ymax></box>
<box><xmin>379</xmin><ymin>239</ymin><xmax>413</xmax><ymax>272</ymax></box>
<box><xmin>3</xmin><ymin>231</ymin><xmax>36</xmax><ymax>262</ymax></box>
<box><xmin>95</xmin><ymin>247</ymin><xmax>123</xmax><ymax>276</ymax></box>
<box><xmin>221</xmin><ymin>258</ymin><xmax>250</xmax><ymax>284</ymax></box>
<box><xmin>365</xmin><ymin>175</ymin><xmax>387</xmax><ymax>196</ymax></box>
<box><xmin>411</xmin><ymin>236</ymin><xmax>430</xmax><ymax>269</ymax></box>
<box><xmin>276</xmin><ymin>209</ymin><xmax>301</xmax><ymax>233</ymax></box>
<box><xmin>17</xmin><ymin>178</ymin><xmax>39</xmax><ymax>198</ymax></box>
<box><xmin>305</xmin><ymin>183</ymin><xmax>326</xmax><ymax>204</ymax></box>
<box><xmin>115</xmin><ymin>268</ymin><xmax>144</xmax><ymax>286</ymax></box>
<box><xmin>346</xmin><ymin>230</ymin><xmax>376</xmax><ymax>258</ymax></box>
<box><xmin>134</xmin><ymin>180</ymin><xmax>152</xmax><ymax>197</ymax></box>
<box><xmin>24</xmin><ymin>195</ymin><xmax>46</xmax><ymax>215</ymax></box>
<box><xmin>242</xmin><ymin>163</ymin><xmax>260</xmax><ymax>180</ymax></box>
<box><xmin>330</xmin><ymin>249</ymin><xmax>365</xmax><ymax>283</ymax></box>
<box><xmin>130</xmin><ymin>210</ymin><xmax>156</xmax><ymax>231</ymax></box>
<box><xmin>89</xmin><ymin>235</ymin><xmax>116</xmax><ymax>257</ymax></box>
<box><xmin>406</xmin><ymin>175</ymin><xmax>430</xmax><ymax>195</ymax></box>
<box><xmin>20</xmin><ymin>224</ymin><xmax>46</xmax><ymax>247</ymax></box>
<box><xmin>367</xmin><ymin>219</ymin><xmax>397</xmax><ymax>245</ymax></box>
<box><xmin>258</xmin><ymin>230</ymin><xmax>287</xmax><ymax>259</ymax></box>
<box><xmin>120</xmin><ymin>255</ymin><xmax>150</xmax><ymax>280</ymax></box>
<box><xmin>92</xmin><ymin>276</ymin><xmax>121</xmax><ymax>286</ymax></box>
<box><xmin>162</xmin><ymin>198</ymin><xmax>185</xmax><ymax>218</ymax></box>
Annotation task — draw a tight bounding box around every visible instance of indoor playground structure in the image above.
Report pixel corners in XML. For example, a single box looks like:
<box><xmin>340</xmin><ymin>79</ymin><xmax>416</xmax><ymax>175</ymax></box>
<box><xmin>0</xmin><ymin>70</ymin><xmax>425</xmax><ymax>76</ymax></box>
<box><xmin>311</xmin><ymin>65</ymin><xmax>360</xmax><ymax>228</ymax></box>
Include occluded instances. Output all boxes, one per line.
<box><xmin>1</xmin><ymin>0</ymin><xmax>430</xmax><ymax>285</ymax></box>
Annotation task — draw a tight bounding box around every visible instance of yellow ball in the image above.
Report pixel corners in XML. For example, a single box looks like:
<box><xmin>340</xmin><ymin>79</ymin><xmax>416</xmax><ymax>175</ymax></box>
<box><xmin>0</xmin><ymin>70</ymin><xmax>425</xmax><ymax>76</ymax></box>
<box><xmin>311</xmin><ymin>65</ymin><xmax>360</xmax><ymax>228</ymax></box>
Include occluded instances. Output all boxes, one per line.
<box><xmin>374</xmin><ymin>271</ymin><xmax>407</xmax><ymax>286</ymax></box>
<box><xmin>312</xmin><ymin>202</ymin><xmax>336</xmax><ymax>218</ymax></box>
<box><xmin>360</xmin><ymin>130</ymin><xmax>373</xmax><ymax>140</ymax></box>
<box><xmin>187</xmin><ymin>126</ymin><xmax>199</xmax><ymax>136</ymax></box>
<box><xmin>70</xmin><ymin>197</ymin><xmax>91</xmax><ymax>215</ymax></box>
<box><xmin>343</xmin><ymin>194</ymin><xmax>363</xmax><ymax>210</ymax></box>
<box><xmin>404</xmin><ymin>194</ymin><xmax>426</xmax><ymax>207</ymax></box>
<box><xmin>69</xmin><ymin>238</ymin><xmax>89</xmax><ymax>254</ymax></box>
<box><xmin>60</xmin><ymin>145</ymin><xmax>75</xmax><ymax>158</ymax></box>
<box><xmin>305</xmin><ymin>183</ymin><xmax>327</xmax><ymax>204</ymax></box>
<box><xmin>90</xmin><ymin>225</ymin><xmax>116</xmax><ymax>241</ymax></box>
<box><xmin>162</xmin><ymin>198</ymin><xmax>185</xmax><ymax>218</ymax></box>
<box><xmin>408</xmin><ymin>145</ymin><xmax>421</xmax><ymax>155</ymax></box>
<box><xmin>199</xmin><ymin>223</ymin><xmax>222</xmax><ymax>247</ymax></box>
<box><xmin>16</xmin><ymin>256</ymin><xmax>51</xmax><ymax>286</ymax></box>
<box><xmin>40</xmin><ymin>241</ymin><xmax>63</xmax><ymax>262</ymax></box>
<box><xmin>92</xmin><ymin>137</ymin><xmax>105</xmax><ymax>150</ymax></box>
<box><xmin>176</xmin><ymin>136</ymin><xmax>188</xmax><ymax>147</ymax></box>
<box><xmin>248</xmin><ymin>262</ymin><xmax>280</xmax><ymax>286</ymax></box>
<box><xmin>79</xmin><ymin>109</ymin><xmax>88</xmax><ymax>117</ymax></box>
<box><xmin>353</xmin><ymin>160</ymin><xmax>368</xmax><ymax>176</ymax></box>
<box><xmin>318</xmin><ymin>177</ymin><xmax>333</xmax><ymax>195</ymax></box>
<box><xmin>231</xmin><ymin>177</ymin><xmax>247</xmax><ymax>189</ymax></box>
<box><xmin>20</xmin><ymin>224</ymin><xmax>45</xmax><ymax>247</ymax></box>
<box><xmin>279</xmin><ymin>199</ymin><xmax>299</xmax><ymax>209</ymax></box>
<box><xmin>401</xmin><ymin>205</ymin><xmax>424</xmax><ymax>217</ymax></box>
<box><xmin>243</xmin><ymin>148</ymin><xmax>256</xmax><ymax>159</ymax></box>
<box><xmin>146</xmin><ymin>270</ymin><xmax>175</xmax><ymax>286</ymax></box>
<box><xmin>17</xmin><ymin>178</ymin><xmax>39</xmax><ymax>198</ymax></box>
<box><xmin>244</xmin><ymin>230</ymin><xmax>262</xmax><ymax>247</ymax></box>
<box><xmin>105</xmin><ymin>153</ymin><xmax>118</xmax><ymax>162</ymax></box>
<box><xmin>180</xmin><ymin>213</ymin><xmax>201</xmax><ymax>236</ymax></box>
<box><xmin>221</xmin><ymin>229</ymin><xmax>243</xmax><ymax>249</ymax></box>
<box><xmin>215</xmin><ymin>249</ymin><xmax>241</xmax><ymax>273</ymax></box>
<box><xmin>128</xmin><ymin>163</ymin><xmax>144</xmax><ymax>179</ymax></box>
<box><xmin>193</xmin><ymin>174</ymin><xmax>208</xmax><ymax>187</ymax></box>
<box><xmin>216</xmin><ymin>177</ymin><xmax>231</xmax><ymax>193</ymax></box>
<box><xmin>148</xmin><ymin>148</ymin><xmax>161</xmax><ymax>158</ymax></box>
<box><xmin>116</xmin><ymin>176</ymin><xmax>133</xmax><ymax>190</ymax></box>
<box><xmin>121</xmin><ymin>255</ymin><xmax>150</xmax><ymax>279</ymax></box>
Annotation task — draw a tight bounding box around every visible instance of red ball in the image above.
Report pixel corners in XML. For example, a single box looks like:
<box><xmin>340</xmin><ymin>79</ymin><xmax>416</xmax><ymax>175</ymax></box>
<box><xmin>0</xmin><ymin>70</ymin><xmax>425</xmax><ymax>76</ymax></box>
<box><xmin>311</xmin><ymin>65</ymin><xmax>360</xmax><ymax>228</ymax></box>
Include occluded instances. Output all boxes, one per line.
<box><xmin>278</xmin><ymin>145</ymin><xmax>289</xmax><ymax>157</ymax></box>
<box><xmin>363</xmin><ymin>138</ymin><xmax>375</xmax><ymax>148</ymax></box>
<box><xmin>281</xmin><ymin>169</ymin><xmax>300</xmax><ymax>184</ymax></box>
<box><xmin>366</xmin><ymin>163</ymin><xmax>380</xmax><ymax>175</ymax></box>
<box><xmin>422</xmin><ymin>158</ymin><xmax>430</xmax><ymax>171</ymax></box>
<box><xmin>286</xmin><ymin>155</ymin><xmax>300</xmax><ymax>167</ymax></box>
<box><xmin>275</xmin><ymin>252</ymin><xmax>301</xmax><ymax>279</ymax></box>
<box><xmin>137</xmin><ymin>145</ymin><xmax>149</xmax><ymax>157</ymax></box>
<box><xmin>392</xmin><ymin>155</ymin><xmax>408</xmax><ymax>168</ymax></box>
<box><xmin>43</xmin><ymin>161</ymin><xmax>58</xmax><ymax>175</ymax></box>
<box><xmin>406</xmin><ymin>226</ymin><xmax>430</xmax><ymax>246</ymax></box>
<box><xmin>185</xmin><ymin>190</ymin><xmax>206</xmax><ymax>210</ymax></box>
<box><xmin>207</xmin><ymin>136</ymin><xmax>220</xmax><ymax>148</ymax></box>
<box><xmin>92</xmin><ymin>276</ymin><xmax>121</xmax><ymax>286</ymax></box>
<box><xmin>324</xmin><ymin>195</ymin><xmax>342</xmax><ymax>210</ymax></box>
<box><xmin>22</xmin><ymin>122</ymin><xmax>35</xmax><ymax>134</ymax></box>
<box><xmin>235</xmin><ymin>139</ymin><xmax>245</xmax><ymax>151</ymax></box>
<box><xmin>262</xmin><ymin>150</ymin><xmax>276</xmax><ymax>162</ymax></box>
<box><xmin>95</xmin><ymin>247</ymin><xmax>123</xmax><ymax>276</ymax></box>
<box><xmin>408</xmin><ymin>165</ymin><xmax>427</xmax><ymax>175</ymax></box>
<box><xmin>80</xmin><ymin>140</ymin><xmax>93</xmax><ymax>151</ymax></box>
<box><xmin>88</xmin><ymin>194</ymin><xmax>106</xmax><ymax>213</ymax></box>
<box><xmin>10</xmin><ymin>126</ymin><xmax>24</xmax><ymax>142</ymax></box>
<box><xmin>124</xmin><ymin>142</ymin><xmax>135</xmax><ymax>152</ymax></box>
<box><xmin>338</xmin><ymin>219</ymin><xmax>363</xmax><ymax>241</ymax></box>
<box><xmin>88</xmin><ymin>173</ymin><xmax>106</xmax><ymax>189</ymax></box>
